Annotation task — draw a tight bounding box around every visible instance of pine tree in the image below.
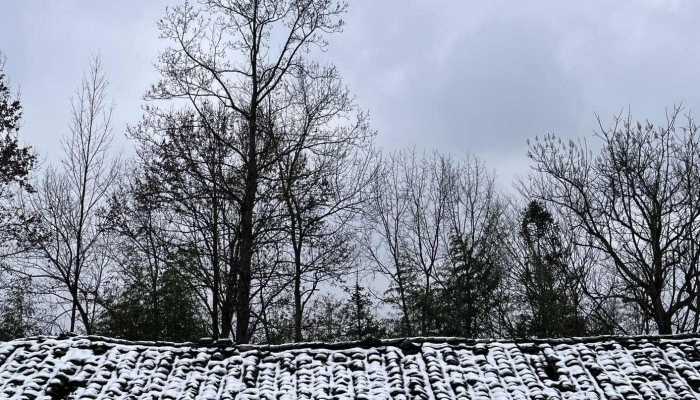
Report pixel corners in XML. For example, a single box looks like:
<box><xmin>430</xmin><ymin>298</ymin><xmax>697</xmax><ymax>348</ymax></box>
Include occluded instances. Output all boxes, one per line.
<box><xmin>96</xmin><ymin>262</ymin><xmax>207</xmax><ymax>342</ymax></box>
<box><xmin>432</xmin><ymin>231</ymin><xmax>503</xmax><ymax>338</ymax></box>
<box><xmin>517</xmin><ymin>200</ymin><xmax>586</xmax><ymax>338</ymax></box>
<box><xmin>345</xmin><ymin>281</ymin><xmax>385</xmax><ymax>341</ymax></box>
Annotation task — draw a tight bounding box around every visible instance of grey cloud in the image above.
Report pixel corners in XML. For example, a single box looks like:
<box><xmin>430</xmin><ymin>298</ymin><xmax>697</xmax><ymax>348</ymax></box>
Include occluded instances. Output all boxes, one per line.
<box><xmin>3</xmin><ymin>0</ymin><xmax>700</xmax><ymax>186</ymax></box>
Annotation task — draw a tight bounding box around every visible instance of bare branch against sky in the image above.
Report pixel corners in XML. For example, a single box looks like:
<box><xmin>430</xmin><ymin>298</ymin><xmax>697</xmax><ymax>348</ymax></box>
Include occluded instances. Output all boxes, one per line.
<box><xmin>2</xmin><ymin>0</ymin><xmax>700</xmax><ymax>187</ymax></box>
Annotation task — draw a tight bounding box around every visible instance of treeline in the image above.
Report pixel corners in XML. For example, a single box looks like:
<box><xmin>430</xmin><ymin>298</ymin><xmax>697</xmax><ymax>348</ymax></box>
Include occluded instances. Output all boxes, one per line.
<box><xmin>1</xmin><ymin>0</ymin><xmax>700</xmax><ymax>344</ymax></box>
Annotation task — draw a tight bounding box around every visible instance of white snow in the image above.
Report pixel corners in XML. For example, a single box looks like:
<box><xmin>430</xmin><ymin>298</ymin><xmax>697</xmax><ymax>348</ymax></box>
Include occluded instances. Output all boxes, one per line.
<box><xmin>0</xmin><ymin>336</ymin><xmax>698</xmax><ymax>399</ymax></box>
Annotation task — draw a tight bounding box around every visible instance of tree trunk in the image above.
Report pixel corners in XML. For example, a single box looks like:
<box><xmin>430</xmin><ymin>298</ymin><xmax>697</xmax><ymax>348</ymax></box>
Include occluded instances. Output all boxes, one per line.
<box><xmin>293</xmin><ymin>251</ymin><xmax>303</xmax><ymax>342</ymax></box>
<box><xmin>395</xmin><ymin>266</ymin><xmax>412</xmax><ymax>336</ymax></box>
<box><xmin>655</xmin><ymin>308</ymin><xmax>673</xmax><ymax>334</ymax></box>
<box><xmin>69</xmin><ymin>296</ymin><xmax>77</xmax><ymax>332</ymax></box>
<box><xmin>422</xmin><ymin>273</ymin><xmax>431</xmax><ymax>335</ymax></box>
<box><xmin>79</xmin><ymin>303</ymin><xmax>91</xmax><ymax>335</ymax></box>
<box><xmin>211</xmin><ymin>196</ymin><xmax>221</xmax><ymax>340</ymax></box>
<box><xmin>235</xmin><ymin>247</ymin><xmax>252</xmax><ymax>343</ymax></box>
<box><xmin>221</xmin><ymin>260</ymin><xmax>237</xmax><ymax>338</ymax></box>
<box><xmin>235</xmin><ymin>99</ymin><xmax>258</xmax><ymax>344</ymax></box>
<box><xmin>657</xmin><ymin>316</ymin><xmax>672</xmax><ymax>335</ymax></box>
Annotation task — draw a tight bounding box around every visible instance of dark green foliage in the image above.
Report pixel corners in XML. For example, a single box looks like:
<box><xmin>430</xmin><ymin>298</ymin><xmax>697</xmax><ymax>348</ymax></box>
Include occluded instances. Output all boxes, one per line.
<box><xmin>96</xmin><ymin>265</ymin><xmax>208</xmax><ymax>342</ymax></box>
<box><xmin>0</xmin><ymin>65</ymin><xmax>33</xmax><ymax>191</ymax></box>
<box><xmin>0</xmin><ymin>127</ymin><xmax>33</xmax><ymax>193</ymax></box>
<box><xmin>345</xmin><ymin>282</ymin><xmax>386</xmax><ymax>340</ymax></box>
<box><xmin>0</xmin><ymin>278</ymin><xmax>39</xmax><ymax>341</ymax></box>
<box><xmin>0</xmin><ymin>68</ymin><xmax>22</xmax><ymax>134</ymax></box>
<box><xmin>302</xmin><ymin>296</ymin><xmax>348</xmax><ymax>342</ymax></box>
<box><xmin>0</xmin><ymin>61</ymin><xmax>35</xmax><ymax>254</ymax></box>
<box><xmin>262</xmin><ymin>286</ymin><xmax>386</xmax><ymax>344</ymax></box>
<box><xmin>0</xmin><ymin>62</ymin><xmax>36</xmax><ymax>339</ymax></box>
<box><xmin>97</xmin><ymin>171</ymin><xmax>210</xmax><ymax>341</ymax></box>
<box><xmin>430</xmin><ymin>232</ymin><xmax>503</xmax><ymax>338</ymax></box>
<box><xmin>304</xmin><ymin>290</ymin><xmax>385</xmax><ymax>342</ymax></box>
<box><xmin>381</xmin><ymin>256</ymin><xmax>419</xmax><ymax>336</ymax></box>
<box><xmin>258</xmin><ymin>300</ymin><xmax>296</xmax><ymax>345</ymax></box>
<box><xmin>516</xmin><ymin>201</ymin><xmax>586</xmax><ymax>338</ymax></box>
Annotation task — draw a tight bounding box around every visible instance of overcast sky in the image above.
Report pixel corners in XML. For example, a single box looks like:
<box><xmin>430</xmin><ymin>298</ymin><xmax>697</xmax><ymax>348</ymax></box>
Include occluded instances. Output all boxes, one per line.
<box><xmin>2</xmin><ymin>0</ymin><xmax>700</xmax><ymax>189</ymax></box>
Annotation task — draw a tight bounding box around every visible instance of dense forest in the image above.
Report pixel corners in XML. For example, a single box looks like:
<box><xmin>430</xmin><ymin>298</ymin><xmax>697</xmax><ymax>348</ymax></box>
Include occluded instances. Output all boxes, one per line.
<box><xmin>2</xmin><ymin>0</ymin><xmax>700</xmax><ymax>344</ymax></box>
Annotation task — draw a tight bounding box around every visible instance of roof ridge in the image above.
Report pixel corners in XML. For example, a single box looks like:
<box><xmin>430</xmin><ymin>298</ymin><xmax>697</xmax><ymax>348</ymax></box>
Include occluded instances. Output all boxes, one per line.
<box><xmin>9</xmin><ymin>332</ymin><xmax>700</xmax><ymax>352</ymax></box>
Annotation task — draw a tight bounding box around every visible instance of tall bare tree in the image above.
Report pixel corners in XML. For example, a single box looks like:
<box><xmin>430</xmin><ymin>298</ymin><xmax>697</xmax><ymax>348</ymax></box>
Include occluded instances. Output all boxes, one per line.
<box><xmin>129</xmin><ymin>107</ymin><xmax>247</xmax><ymax>339</ymax></box>
<box><xmin>404</xmin><ymin>152</ymin><xmax>451</xmax><ymax>334</ymax></box>
<box><xmin>22</xmin><ymin>58</ymin><xmax>119</xmax><ymax>333</ymax></box>
<box><xmin>150</xmin><ymin>0</ymin><xmax>348</xmax><ymax>343</ymax></box>
<box><xmin>365</xmin><ymin>151</ymin><xmax>506</xmax><ymax>337</ymax></box>
<box><xmin>98</xmin><ymin>171</ymin><xmax>209</xmax><ymax>341</ymax></box>
<box><xmin>437</xmin><ymin>156</ymin><xmax>506</xmax><ymax>338</ymax></box>
<box><xmin>274</xmin><ymin>65</ymin><xmax>376</xmax><ymax>341</ymax></box>
<box><xmin>363</xmin><ymin>151</ymin><xmax>416</xmax><ymax>336</ymax></box>
<box><xmin>527</xmin><ymin>107</ymin><xmax>700</xmax><ymax>334</ymax></box>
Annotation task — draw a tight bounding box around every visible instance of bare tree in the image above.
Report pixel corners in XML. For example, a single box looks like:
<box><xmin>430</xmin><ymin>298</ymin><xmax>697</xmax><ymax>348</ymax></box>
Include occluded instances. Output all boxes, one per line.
<box><xmin>437</xmin><ymin>156</ymin><xmax>507</xmax><ymax>338</ymax></box>
<box><xmin>274</xmin><ymin>65</ymin><xmax>376</xmax><ymax>341</ymax></box>
<box><xmin>150</xmin><ymin>0</ymin><xmax>348</xmax><ymax>343</ymax></box>
<box><xmin>99</xmin><ymin>170</ymin><xmax>203</xmax><ymax>340</ymax></box>
<box><xmin>362</xmin><ymin>151</ymin><xmax>416</xmax><ymax>336</ymax></box>
<box><xmin>21</xmin><ymin>58</ymin><xmax>119</xmax><ymax>333</ymax></box>
<box><xmin>128</xmin><ymin>107</ymin><xmax>242</xmax><ymax>339</ymax></box>
<box><xmin>527</xmin><ymin>107</ymin><xmax>700</xmax><ymax>334</ymax></box>
<box><xmin>404</xmin><ymin>152</ymin><xmax>451</xmax><ymax>335</ymax></box>
<box><xmin>364</xmin><ymin>151</ymin><xmax>504</xmax><ymax>337</ymax></box>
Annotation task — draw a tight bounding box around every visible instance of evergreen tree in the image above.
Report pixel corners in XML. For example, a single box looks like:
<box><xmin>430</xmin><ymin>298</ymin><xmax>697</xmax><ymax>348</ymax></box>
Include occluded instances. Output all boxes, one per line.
<box><xmin>302</xmin><ymin>295</ymin><xmax>347</xmax><ymax>343</ymax></box>
<box><xmin>265</xmin><ymin>284</ymin><xmax>387</xmax><ymax>344</ymax></box>
<box><xmin>0</xmin><ymin>55</ymin><xmax>35</xmax><ymax>259</ymax></box>
<box><xmin>96</xmin><ymin>253</ymin><xmax>208</xmax><ymax>342</ymax></box>
<box><xmin>431</xmin><ymin>230</ymin><xmax>503</xmax><ymax>338</ymax></box>
<box><xmin>0</xmin><ymin>278</ymin><xmax>39</xmax><ymax>341</ymax></box>
<box><xmin>345</xmin><ymin>281</ymin><xmax>386</xmax><ymax>341</ymax></box>
<box><xmin>517</xmin><ymin>200</ymin><xmax>586</xmax><ymax>337</ymax></box>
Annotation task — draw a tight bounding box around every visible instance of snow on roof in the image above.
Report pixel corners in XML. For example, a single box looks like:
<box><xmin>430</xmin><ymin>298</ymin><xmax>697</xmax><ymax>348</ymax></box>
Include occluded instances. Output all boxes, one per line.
<box><xmin>2</xmin><ymin>334</ymin><xmax>700</xmax><ymax>399</ymax></box>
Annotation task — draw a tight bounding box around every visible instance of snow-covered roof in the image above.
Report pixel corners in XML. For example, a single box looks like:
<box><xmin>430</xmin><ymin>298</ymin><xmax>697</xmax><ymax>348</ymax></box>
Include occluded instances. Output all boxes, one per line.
<box><xmin>2</xmin><ymin>334</ymin><xmax>700</xmax><ymax>399</ymax></box>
